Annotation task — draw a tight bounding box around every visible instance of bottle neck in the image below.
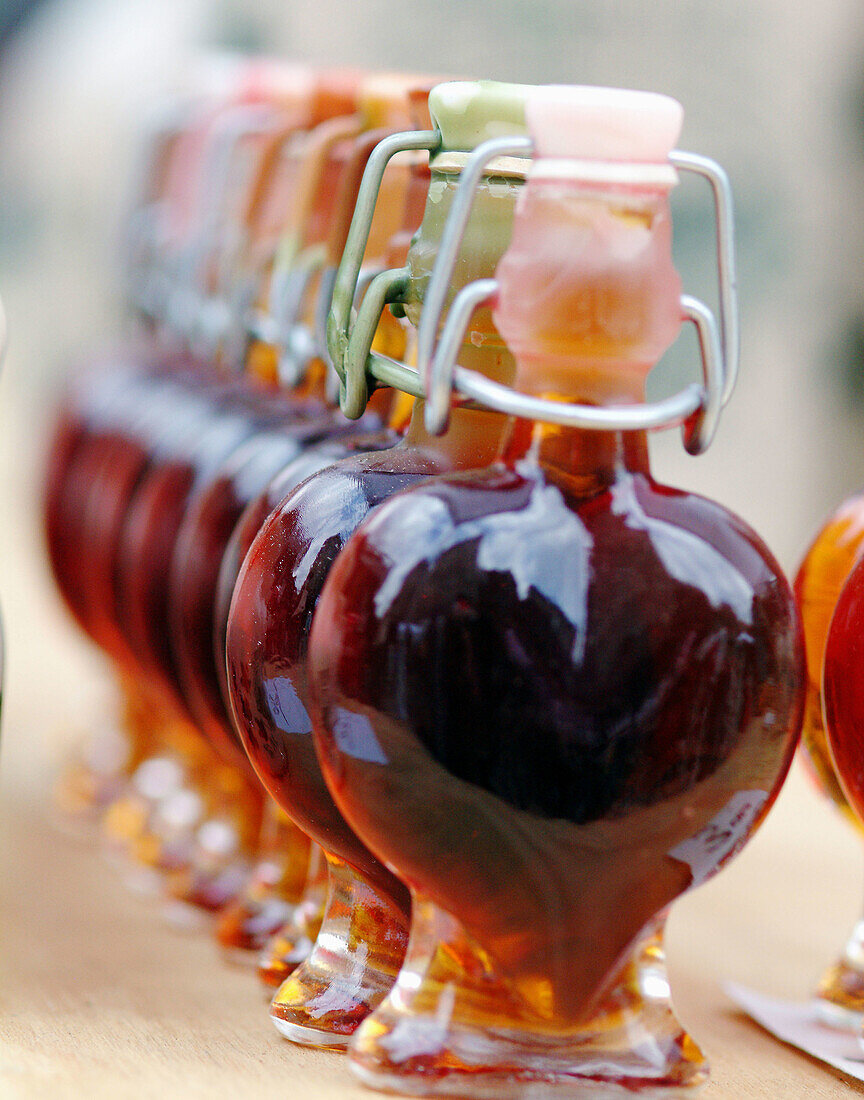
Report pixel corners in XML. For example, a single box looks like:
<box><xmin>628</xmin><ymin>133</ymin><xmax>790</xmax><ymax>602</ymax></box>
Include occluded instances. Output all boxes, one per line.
<box><xmin>503</xmin><ymin>369</ymin><xmax>651</xmax><ymax>492</ymax></box>
<box><xmin>490</xmin><ymin>180</ymin><xmax>678</xmax><ymax>492</ymax></box>
<box><xmin>392</xmin><ymin>157</ymin><xmax>523</xmax><ymax>467</ymax></box>
<box><xmin>401</xmin><ymin>342</ymin><xmax>514</xmax><ymax>468</ymax></box>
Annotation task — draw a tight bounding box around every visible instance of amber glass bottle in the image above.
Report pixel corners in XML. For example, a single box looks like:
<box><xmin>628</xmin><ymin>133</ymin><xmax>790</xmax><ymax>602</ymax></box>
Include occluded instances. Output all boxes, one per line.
<box><xmin>226</xmin><ymin>81</ymin><xmax>534</xmax><ymax>1045</ymax></box>
<box><xmin>814</xmin><ymin>522</ymin><xmax>864</xmax><ymax>1027</ymax></box>
<box><xmin>308</xmin><ymin>86</ymin><xmax>804</xmax><ymax>1095</ymax></box>
<box><xmin>215</xmin><ymin>149</ymin><xmax>431</xmax><ymax>974</ymax></box>
<box><xmin>213</xmin><ymin>81</ymin><xmax>437</xmax><ymax>962</ymax></box>
<box><xmin>63</xmin><ymin>75</ymin><xmax>355</xmax><ymax>872</ymax></box>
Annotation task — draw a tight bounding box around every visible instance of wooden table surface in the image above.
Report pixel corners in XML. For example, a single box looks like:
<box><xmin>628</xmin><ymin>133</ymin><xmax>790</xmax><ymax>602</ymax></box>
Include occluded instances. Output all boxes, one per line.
<box><xmin>1</xmin><ymin>415</ymin><xmax>864</xmax><ymax>1098</ymax></box>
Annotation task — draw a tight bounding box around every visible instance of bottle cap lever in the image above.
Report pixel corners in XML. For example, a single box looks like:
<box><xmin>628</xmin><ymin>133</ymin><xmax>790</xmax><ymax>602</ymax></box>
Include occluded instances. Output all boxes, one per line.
<box><xmin>326</xmin><ymin>129</ymin><xmax>441</xmax><ymax>379</ymax></box>
<box><xmin>419</xmin><ymin>134</ymin><xmax>738</xmax><ymax>454</ymax></box>
<box><xmin>425</xmin><ymin>279</ymin><xmax>723</xmax><ymax>455</ymax></box>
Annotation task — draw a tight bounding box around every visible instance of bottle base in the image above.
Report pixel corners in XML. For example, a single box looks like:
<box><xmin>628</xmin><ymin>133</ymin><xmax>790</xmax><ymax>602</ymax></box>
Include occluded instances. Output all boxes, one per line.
<box><xmin>53</xmin><ymin>719</ymin><xmax>132</xmax><ymax>836</ymax></box>
<box><xmin>349</xmin><ymin>1010</ymin><xmax>708</xmax><ymax>1098</ymax></box>
<box><xmin>268</xmin><ymin>855</ymin><xmax>408</xmax><ymax>1047</ymax></box>
<box><xmin>258</xmin><ymin>922</ymin><xmax>317</xmax><ymax>987</ymax></box>
<box><xmin>348</xmin><ymin>900</ymin><xmax>706</xmax><ymax>1097</ymax></box>
<box><xmin>217</xmin><ymin>896</ymin><xmax>296</xmax><ymax>958</ymax></box>
<box><xmin>814</xmin><ymin>916</ymin><xmax>864</xmax><ymax>1032</ymax></box>
<box><xmin>351</xmin><ymin>1065</ymin><xmax>706</xmax><ymax>1099</ymax></box>
<box><xmin>165</xmin><ymin>852</ymin><xmax>249</xmax><ymax>914</ymax></box>
<box><xmin>271</xmin><ymin>1016</ymin><xmax>353</xmax><ymax>1050</ymax></box>
<box><xmin>256</xmin><ymin>853</ymin><xmax>328</xmax><ymax>986</ymax></box>
<box><xmin>269</xmin><ymin>949</ymin><xmax>395</xmax><ymax>1048</ymax></box>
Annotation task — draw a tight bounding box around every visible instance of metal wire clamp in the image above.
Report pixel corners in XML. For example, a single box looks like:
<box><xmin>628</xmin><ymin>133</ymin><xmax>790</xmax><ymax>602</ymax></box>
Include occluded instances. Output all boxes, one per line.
<box><xmin>426</xmin><ymin>277</ymin><xmax>722</xmax><ymax>455</ymax></box>
<box><xmin>419</xmin><ymin>141</ymin><xmax>736</xmax><ymax>455</ymax></box>
<box><xmin>326</xmin><ymin>129</ymin><xmax>440</xmax><ymax>381</ymax></box>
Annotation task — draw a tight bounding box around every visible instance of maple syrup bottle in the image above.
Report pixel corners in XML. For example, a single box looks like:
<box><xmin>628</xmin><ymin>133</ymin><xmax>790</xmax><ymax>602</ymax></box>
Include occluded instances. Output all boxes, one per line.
<box><xmin>211</xmin><ymin>80</ymin><xmax>430</xmax><ymax>957</ymax></box>
<box><xmin>793</xmin><ymin>500</ymin><xmax>864</xmax><ymax>1027</ymax></box>
<box><xmin>308</xmin><ymin>86</ymin><xmax>805</xmax><ymax>1095</ymax></box>
<box><xmin>46</xmin><ymin>90</ymin><xmax>216</xmax><ymax>824</ymax></box>
<box><xmin>211</xmin><ymin>425</ymin><xmax>397</xmax><ymax>957</ymax></box>
<box><xmin>214</xmin><ymin>421</ymin><xmax>404</xmax><ymax>966</ymax></box>
<box><xmin>226</xmin><ymin>80</ymin><xmax>534</xmax><ymax>1045</ymax></box>
<box><xmin>230</xmin><ymin>146</ymin><xmax>420</xmax><ymax>982</ymax></box>
<box><xmin>95</xmin><ymin>77</ymin><xmax>363</xmax><ymax>884</ymax></box>
<box><xmin>816</xmin><ymin>541</ymin><xmax>864</xmax><ymax>1028</ymax></box>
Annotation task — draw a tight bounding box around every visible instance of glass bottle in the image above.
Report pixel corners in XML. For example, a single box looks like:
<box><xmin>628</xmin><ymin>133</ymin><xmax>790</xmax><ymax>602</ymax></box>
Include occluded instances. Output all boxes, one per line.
<box><xmin>98</xmin><ymin>82</ymin><xmax>363</xmax><ymax>895</ymax></box>
<box><xmin>226</xmin><ymin>80</ymin><xmax>534</xmax><ymax>1045</ymax></box>
<box><xmin>813</xmin><ymin>524</ymin><xmax>864</xmax><ymax>1027</ymax></box>
<box><xmin>215</xmin><ymin>124</ymin><xmax>432</xmax><ymax>975</ymax></box>
<box><xmin>307</xmin><ymin>85</ymin><xmax>805</xmax><ymax>1095</ymax></box>
<box><xmin>46</xmin><ymin>88</ymin><xmax>218</xmax><ymax>825</ymax></box>
<box><xmin>210</xmin><ymin>78</ymin><xmax>432</xmax><ymax>957</ymax></box>
<box><xmin>70</xmin><ymin>74</ymin><xmax>348</xmax><ymax>871</ymax></box>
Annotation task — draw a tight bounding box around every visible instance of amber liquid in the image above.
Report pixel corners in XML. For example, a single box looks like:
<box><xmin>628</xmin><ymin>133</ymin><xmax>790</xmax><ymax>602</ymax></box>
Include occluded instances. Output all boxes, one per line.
<box><xmin>167</xmin><ymin>412</ymin><xmax>357</xmax><ymax>770</ymax></box>
<box><xmin>211</xmin><ymin>428</ymin><xmax>399</xmax><ymax>959</ymax></box>
<box><xmin>112</xmin><ymin>380</ymin><xmax>321</xmax><ymax>722</ymax></box>
<box><xmin>44</xmin><ymin>359</ymin><xmax>172</xmax><ymax>638</ymax></box>
<box><xmin>162</xmin><ymin>413</ymin><xmax>389</xmax><ymax>922</ymax></box>
<box><xmin>794</xmin><ymin>493</ymin><xmax>864</xmax><ymax>827</ymax></box>
<box><xmin>308</xmin><ymin>446</ymin><xmax>803</xmax><ymax>1071</ymax></box>
<box><xmin>815</xmin><ymin>546</ymin><xmax>864</xmax><ymax>1023</ymax></box>
<box><xmin>45</xmin><ymin>358</ymin><xmax>207</xmax><ymax>815</ymax></box>
<box><xmin>227</xmin><ymin>445</ymin><xmax>456</xmax><ymax>908</ymax></box>
<box><xmin>213</xmin><ymin>428</ymin><xmax>401</xmax><ymax>754</ymax></box>
<box><xmin>824</xmin><ymin>552</ymin><xmax>864</xmax><ymax>818</ymax></box>
<box><xmin>77</xmin><ymin>370</ymin><xmax>218</xmax><ymax>663</ymax></box>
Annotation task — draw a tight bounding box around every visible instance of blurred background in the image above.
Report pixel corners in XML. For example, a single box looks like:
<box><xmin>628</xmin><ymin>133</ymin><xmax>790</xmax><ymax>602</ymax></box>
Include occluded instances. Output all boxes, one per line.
<box><xmin>4</xmin><ymin>6</ymin><xmax>864</xmax><ymax>1093</ymax></box>
<box><xmin>0</xmin><ymin>0</ymin><xmax>863</xmax><ymax>792</ymax></box>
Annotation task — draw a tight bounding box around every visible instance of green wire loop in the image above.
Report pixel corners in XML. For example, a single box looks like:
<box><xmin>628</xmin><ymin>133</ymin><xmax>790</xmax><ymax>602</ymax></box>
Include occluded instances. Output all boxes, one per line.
<box><xmin>341</xmin><ymin>267</ymin><xmax>419</xmax><ymax>418</ymax></box>
<box><xmin>327</xmin><ymin>129</ymin><xmax>440</xmax><ymax>383</ymax></box>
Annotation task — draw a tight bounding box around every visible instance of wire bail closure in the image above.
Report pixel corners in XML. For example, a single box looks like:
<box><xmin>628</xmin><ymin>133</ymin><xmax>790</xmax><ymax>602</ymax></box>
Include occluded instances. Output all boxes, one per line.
<box><xmin>319</xmin><ymin>263</ymin><xmax>385</xmax><ymax>403</ymax></box>
<box><xmin>427</xmin><ymin>278</ymin><xmax>722</xmax><ymax>454</ymax></box>
<box><xmin>421</xmin><ymin>139</ymin><xmax>737</xmax><ymax>455</ymax></box>
<box><xmin>328</xmin><ymin>130</ymin><xmax>535</xmax><ymax>419</ymax></box>
<box><xmin>326</xmin><ymin>129</ymin><xmax>440</xmax><ymax>404</ymax></box>
<box><xmin>162</xmin><ymin>103</ymin><xmax>281</xmax><ymax>347</ymax></box>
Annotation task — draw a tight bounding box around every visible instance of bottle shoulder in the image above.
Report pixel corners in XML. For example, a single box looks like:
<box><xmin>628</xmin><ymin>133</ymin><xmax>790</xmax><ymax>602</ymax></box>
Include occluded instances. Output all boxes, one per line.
<box><xmin>267</xmin><ymin>438</ymin><xmax>447</xmax><ymax>537</ymax></box>
<box><xmin>795</xmin><ymin>490</ymin><xmax>864</xmax><ymax>606</ymax></box>
<box><xmin>346</xmin><ymin>462</ymin><xmax>795</xmax><ymax>619</ymax></box>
